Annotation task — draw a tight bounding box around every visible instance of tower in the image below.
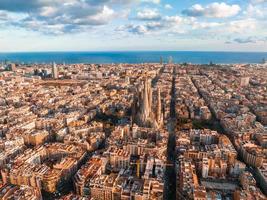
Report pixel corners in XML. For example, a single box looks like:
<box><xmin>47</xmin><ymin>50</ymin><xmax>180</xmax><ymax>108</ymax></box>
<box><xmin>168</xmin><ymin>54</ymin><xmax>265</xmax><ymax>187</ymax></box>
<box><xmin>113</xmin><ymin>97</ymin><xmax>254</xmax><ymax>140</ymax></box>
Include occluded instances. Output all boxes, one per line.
<box><xmin>52</xmin><ymin>62</ymin><xmax>58</xmax><ymax>79</ymax></box>
<box><xmin>142</xmin><ymin>79</ymin><xmax>150</xmax><ymax>120</ymax></box>
<box><xmin>148</xmin><ymin>80</ymin><xmax>153</xmax><ymax>114</ymax></box>
<box><xmin>132</xmin><ymin>79</ymin><xmax>162</xmax><ymax>129</ymax></box>
<box><xmin>160</xmin><ymin>56</ymin><xmax>163</xmax><ymax>65</ymax></box>
<box><xmin>9</xmin><ymin>63</ymin><xmax>16</xmax><ymax>71</ymax></box>
<box><xmin>168</xmin><ymin>56</ymin><xmax>173</xmax><ymax>64</ymax></box>
<box><xmin>156</xmin><ymin>87</ymin><xmax>163</xmax><ymax>126</ymax></box>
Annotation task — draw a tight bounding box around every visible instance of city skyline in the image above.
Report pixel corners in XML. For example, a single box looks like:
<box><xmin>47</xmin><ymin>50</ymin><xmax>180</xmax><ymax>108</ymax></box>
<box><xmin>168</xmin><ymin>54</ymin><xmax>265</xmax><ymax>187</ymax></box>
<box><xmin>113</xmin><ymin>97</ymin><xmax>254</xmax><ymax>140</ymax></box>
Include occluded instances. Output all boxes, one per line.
<box><xmin>0</xmin><ymin>0</ymin><xmax>267</xmax><ymax>52</ymax></box>
<box><xmin>1</xmin><ymin>62</ymin><xmax>266</xmax><ymax>200</ymax></box>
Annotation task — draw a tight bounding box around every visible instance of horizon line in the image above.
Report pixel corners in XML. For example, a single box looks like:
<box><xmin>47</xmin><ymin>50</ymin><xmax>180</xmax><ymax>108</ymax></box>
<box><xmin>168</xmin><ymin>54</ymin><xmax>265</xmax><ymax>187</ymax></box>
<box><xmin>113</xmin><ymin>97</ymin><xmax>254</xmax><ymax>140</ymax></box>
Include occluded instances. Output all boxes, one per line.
<box><xmin>0</xmin><ymin>50</ymin><xmax>267</xmax><ymax>54</ymax></box>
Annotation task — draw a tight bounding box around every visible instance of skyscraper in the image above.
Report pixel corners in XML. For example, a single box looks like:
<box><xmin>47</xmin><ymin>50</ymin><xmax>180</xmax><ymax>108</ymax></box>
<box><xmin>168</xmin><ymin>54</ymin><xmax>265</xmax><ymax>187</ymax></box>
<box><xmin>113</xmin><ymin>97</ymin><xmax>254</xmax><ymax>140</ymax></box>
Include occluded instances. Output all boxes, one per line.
<box><xmin>160</xmin><ymin>56</ymin><xmax>163</xmax><ymax>65</ymax></box>
<box><xmin>52</xmin><ymin>62</ymin><xmax>58</xmax><ymax>79</ymax></box>
<box><xmin>168</xmin><ymin>56</ymin><xmax>173</xmax><ymax>64</ymax></box>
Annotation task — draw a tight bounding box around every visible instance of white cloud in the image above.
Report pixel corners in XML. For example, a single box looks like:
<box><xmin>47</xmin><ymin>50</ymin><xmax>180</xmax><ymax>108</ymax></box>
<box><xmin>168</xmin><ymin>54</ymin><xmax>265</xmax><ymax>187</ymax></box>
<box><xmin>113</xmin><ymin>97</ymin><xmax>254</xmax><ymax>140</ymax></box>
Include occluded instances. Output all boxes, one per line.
<box><xmin>183</xmin><ymin>2</ymin><xmax>241</xmax><ymax>18</ymax></box>
<box><xmin>136</xmin><ymin>8</ymin><xmax>161</xmax><ymax>20</ymax></box>
<box><xmin>117</xmin><ymin>24</ymin><xmax>148</xmax><ymax>34</ymax></box>
<box><xmin>116</xmin><ymin>11</ymin><xmax>266</xmax><ymax>48</ymax></box>
<box><xmin>0</xmin><ymin>11</ymin><xmax>8</xmax><ymax>21</ymax></box>
<box><xmin>141</xmin><ymin>0</ymin><xmax>160</xmax><ymax>4</ymax></box>
<box><xmin>250</xmin><ymin>0</ymin><xmax>267</xmax><ymax>4</ymax></box>
<box><xmin>233</xmin><ymin>37</ymin><xmax>257</xmax><ymax>43</ymax></box>
<box><xmin>228</xmin><ymin>36</ymin><xmax>267</xmax><ymax>44</ymax></box>
<box><xmin>40</xmin><ymin>6</ymin><xmax>58</xmax><ymax>17</ymax></box>
<box><xmin>228</xmin><ymin>18</ymin><xmax>258</xmax><ymax>33</ymax></box>
<box><xmin>164</xmin><ymin>4</ymin><xmax>173</xmax><ymax>9</ymax></box>
<box><xmin>86</xmin><ymin>6</ymin><xmax>115</xmax><ymax>25</ymax></box>
<box><xmin>244</xmin><ymin>4</ymin><xmax>266</xmax><ymax>18</ymax></box>
<box><xmin>163</xmin><ymin>15</ymin><xmax>192</xmax><ymax>25</ymax></box>
<box><xmin>116</xmin><ymin>20</ymin><xmax>167</xmax><ymax>35</ymax></box>
<box><xmin>191</xmin><ymin>21</ymin><xmax>223</xmax><ymax>29</ymax></box>
<box><xmin>118</xmin><ymin>15</ymin><xmax>194</xmax><ymax>35</ymax></box>
<box><xmin>0</xmin><ymin>0</ymin><xmax>266</xmax><ymax>49</ymax></box>
<box><xmin>0</xmin><ymin>0</ymin><xmax>130</xmax><ymax>34</ymax></box>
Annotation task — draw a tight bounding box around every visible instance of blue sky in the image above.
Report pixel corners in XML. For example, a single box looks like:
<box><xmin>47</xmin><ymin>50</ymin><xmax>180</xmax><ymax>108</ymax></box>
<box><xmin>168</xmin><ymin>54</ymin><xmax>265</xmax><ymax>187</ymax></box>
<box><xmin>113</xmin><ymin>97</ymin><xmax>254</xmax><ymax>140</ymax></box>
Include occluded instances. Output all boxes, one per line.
<box><xmin>0</xmin><ymin>0</ymin><xmax>266</xmax><ymax>52</ymax></box>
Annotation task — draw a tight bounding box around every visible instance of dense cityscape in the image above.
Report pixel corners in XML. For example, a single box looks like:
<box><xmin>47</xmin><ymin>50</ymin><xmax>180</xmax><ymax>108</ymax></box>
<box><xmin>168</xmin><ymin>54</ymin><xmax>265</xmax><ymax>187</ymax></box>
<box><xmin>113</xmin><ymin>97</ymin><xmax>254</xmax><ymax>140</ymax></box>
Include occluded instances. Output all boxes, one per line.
<box><xmin>0</xmin><ymin>60</ymin><xmax>266</xmax><ymax>200</ymax></box>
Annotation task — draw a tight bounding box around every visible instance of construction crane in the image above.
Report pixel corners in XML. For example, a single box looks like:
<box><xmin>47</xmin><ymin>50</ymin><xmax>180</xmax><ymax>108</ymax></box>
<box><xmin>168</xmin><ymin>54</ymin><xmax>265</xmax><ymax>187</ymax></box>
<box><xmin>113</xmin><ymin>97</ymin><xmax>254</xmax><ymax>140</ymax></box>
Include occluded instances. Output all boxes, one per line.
<box><xmin>130</xmin><ymin>161</ymin><xmax>174</xmax><ymax>178</ymax></box>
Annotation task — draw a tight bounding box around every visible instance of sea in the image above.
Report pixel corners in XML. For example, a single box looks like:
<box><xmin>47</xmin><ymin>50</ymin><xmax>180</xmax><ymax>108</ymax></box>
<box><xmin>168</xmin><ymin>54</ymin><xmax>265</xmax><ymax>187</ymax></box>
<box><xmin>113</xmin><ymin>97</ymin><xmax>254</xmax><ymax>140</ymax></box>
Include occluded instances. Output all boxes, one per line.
<box><xmin>0</xmin><ymin>51</ymin><xmax>266</xmax><ymax>64</ymax></box>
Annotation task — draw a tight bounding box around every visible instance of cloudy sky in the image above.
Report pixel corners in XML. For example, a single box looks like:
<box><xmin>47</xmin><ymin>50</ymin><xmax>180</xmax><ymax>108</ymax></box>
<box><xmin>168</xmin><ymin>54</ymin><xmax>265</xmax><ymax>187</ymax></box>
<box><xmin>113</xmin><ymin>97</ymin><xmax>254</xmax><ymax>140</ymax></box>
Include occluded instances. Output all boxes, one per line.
<box><xmin>0</xmin><ymin>0</ymin><xmax>266</xmax><ymax>52</ymax></box>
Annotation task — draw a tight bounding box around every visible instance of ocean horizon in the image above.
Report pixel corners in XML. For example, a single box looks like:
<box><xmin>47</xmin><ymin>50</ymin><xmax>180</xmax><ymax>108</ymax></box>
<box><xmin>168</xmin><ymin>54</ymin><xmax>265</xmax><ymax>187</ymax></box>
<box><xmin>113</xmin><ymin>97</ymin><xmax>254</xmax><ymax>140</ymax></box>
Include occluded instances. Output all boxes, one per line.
<box><xmin>0</xmin><ymin>51</ymin><xmax>266</xmax><ymax>64</ymax></box>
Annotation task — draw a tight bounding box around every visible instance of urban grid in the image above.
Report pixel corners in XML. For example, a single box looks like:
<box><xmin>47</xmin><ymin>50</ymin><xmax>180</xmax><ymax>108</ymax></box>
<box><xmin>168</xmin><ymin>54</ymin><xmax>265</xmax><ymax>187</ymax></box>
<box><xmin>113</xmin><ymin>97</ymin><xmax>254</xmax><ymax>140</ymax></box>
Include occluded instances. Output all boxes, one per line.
<box><xmin>0</xmin><ymin>60</ymin><xmax>267</xmax><ymax>200</ymax></box>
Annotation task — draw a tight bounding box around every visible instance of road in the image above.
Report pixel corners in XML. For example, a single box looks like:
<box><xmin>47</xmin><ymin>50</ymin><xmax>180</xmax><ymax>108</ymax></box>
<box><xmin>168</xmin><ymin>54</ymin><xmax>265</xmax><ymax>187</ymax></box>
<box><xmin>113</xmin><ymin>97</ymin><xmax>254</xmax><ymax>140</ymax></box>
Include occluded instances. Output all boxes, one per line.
<box><xmin>163</xmin><ymin>65</ymin><xmax>177</xmax><ymax>200</ymax></box>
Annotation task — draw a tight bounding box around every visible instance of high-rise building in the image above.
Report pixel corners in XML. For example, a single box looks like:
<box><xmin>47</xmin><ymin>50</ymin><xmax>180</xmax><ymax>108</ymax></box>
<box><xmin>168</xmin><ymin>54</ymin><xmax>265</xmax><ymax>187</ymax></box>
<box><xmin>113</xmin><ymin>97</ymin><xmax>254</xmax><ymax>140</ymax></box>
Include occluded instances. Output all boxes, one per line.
<box><xmin>6</xmin><ymin>63</ymin><xmax>16</xmax><ymax>71</ymax></box>
<box><xmin>160</xmin><ymin>56</ymin><xmax>163</xmax><ymax>65</ymax></box>
<box><xmin>0</xmin><ymin>61</ymin><xmax>4</xmax><ymax>69</ymax></box>
<box><xmin>168</xmin><ymin>56</ymin><xmax>173</xmax><ymax>64</ymax></box>
<box><xmin>52</xmin><ymin>62</ymin><xmax>58</xmax><ymax>79</ymax></box>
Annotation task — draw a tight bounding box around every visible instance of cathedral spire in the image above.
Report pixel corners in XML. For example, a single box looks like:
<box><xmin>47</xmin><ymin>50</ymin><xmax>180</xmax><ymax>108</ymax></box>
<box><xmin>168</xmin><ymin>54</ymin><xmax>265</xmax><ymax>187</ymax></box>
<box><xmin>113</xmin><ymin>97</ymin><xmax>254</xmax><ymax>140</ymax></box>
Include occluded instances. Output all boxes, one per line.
<box><xmin>156</xmin><ymin>87</ymin><xmax>162</xmax><ymax>125</ymax></box>
<box><xmin>142</xmin><ymin>79</ymin><xmax>150</xmax><ymax>119</ymax></box>
<box><xmin>133</xmin><ymin>78</ymin><xmax>160</xmax><ymax>128</ymax></box>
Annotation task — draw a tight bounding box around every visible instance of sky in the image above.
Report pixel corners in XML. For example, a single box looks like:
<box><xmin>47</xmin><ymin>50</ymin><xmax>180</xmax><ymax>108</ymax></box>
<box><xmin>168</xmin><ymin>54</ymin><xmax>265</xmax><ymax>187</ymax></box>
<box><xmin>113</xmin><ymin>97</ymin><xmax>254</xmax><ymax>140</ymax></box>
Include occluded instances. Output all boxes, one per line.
<box><xmin>0</xmin><ymin>0</ymin><xmax>266</xmax><ymax>52</ymax></box>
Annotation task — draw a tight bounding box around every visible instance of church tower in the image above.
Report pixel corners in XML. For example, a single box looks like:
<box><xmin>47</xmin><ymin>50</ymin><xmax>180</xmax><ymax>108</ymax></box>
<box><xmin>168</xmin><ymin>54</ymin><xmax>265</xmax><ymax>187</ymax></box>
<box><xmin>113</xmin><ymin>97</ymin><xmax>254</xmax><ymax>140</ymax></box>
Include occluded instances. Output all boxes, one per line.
<box><xmin>132</xmin><ymin>78</ymin><xmax>162</xmax><ymax>129</ymax></box>
<box><xmin>156</xmin><ymin>87</ymin><xmax>163</xmax><ymax>126</ymax></box>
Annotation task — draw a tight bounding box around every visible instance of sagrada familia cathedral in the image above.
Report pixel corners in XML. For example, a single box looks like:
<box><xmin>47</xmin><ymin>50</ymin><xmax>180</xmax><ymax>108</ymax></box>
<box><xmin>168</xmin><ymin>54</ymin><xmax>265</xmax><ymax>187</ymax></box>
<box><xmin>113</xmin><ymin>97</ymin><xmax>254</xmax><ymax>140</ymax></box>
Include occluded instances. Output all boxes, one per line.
<box><xmin>132</xmin><ymin>79</ymin><xmax>163</xmax><ymax>129</ymax></box>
